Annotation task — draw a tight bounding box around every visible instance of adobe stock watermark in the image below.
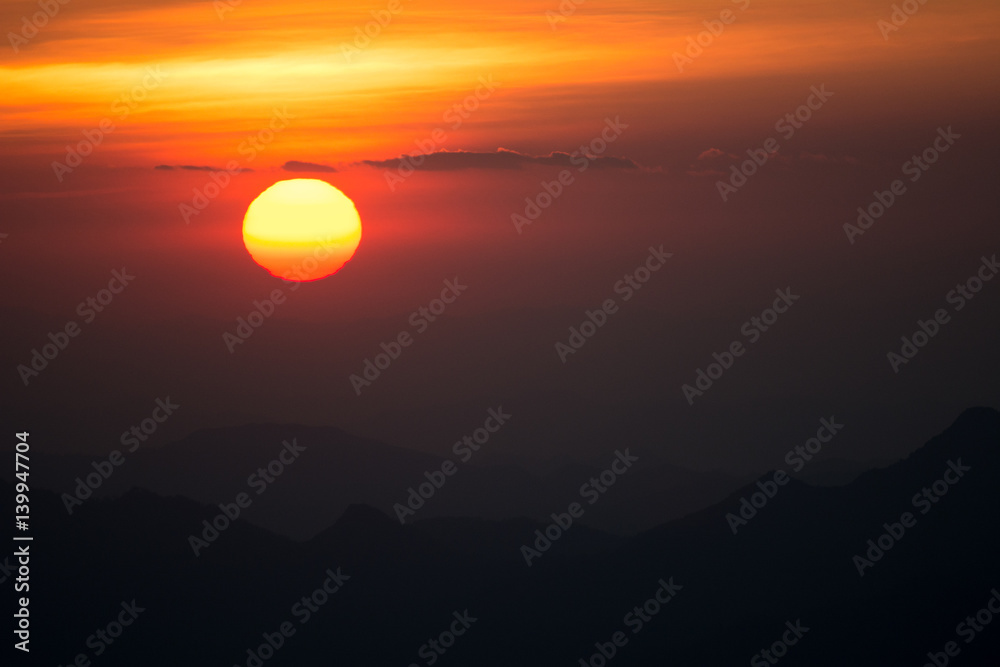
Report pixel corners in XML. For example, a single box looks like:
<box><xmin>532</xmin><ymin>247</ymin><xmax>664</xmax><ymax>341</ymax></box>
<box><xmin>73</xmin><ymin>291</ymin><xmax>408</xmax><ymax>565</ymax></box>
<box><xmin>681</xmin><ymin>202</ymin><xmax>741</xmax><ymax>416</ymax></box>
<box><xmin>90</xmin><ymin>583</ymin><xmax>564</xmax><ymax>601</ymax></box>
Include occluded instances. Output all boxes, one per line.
<box><xmin>672</xmin><ymin>0</ymin><xmax>751</xmax><ymax>72</ymax></box>
<box><xmin>50</xmin><ymin>600</ymin><xmax>145</xmax><ymax>664</ymax></box>
<box><xmin>214</xmin><ymin>0</ymin><xmax>242</xmax><ymax>20</ymax></box>
<box><xmin>393</xmin><ymin>407</ymin><xmax>512</xmax><ymax>523</ymax></box>
<box><xmin>340</xmin><ymin>0</ymin><xmax>408</xmax><ymax>62</ymax></box>
<box><xmin>545</xmin><ymin>0</ymin><xmax>586</xmax><ymax>29</ymax></box>
<box><xmin>843</xmin><ymin>126</ymin><xmax>960</xmax><ymax>244</ymax></box>
<box><xmin>384</xmin><ymin>75</ymin><xmax>501</xmax><ymax>191</ymax></box>
<box><xmin>61</xmin><ymin>397</ymin><xmax>180</xmax><ymax>515</ymax></box>
<box><xmin>232</xmin><ymin>567</ymin><xmax>350</xmax><ymax>667</ymax></box>
<box><xmin>877</xmin><ymin>0</ymin><xmax>931</xmax><ymax>40</ymax></box>
<box><xmin>406</xmin><ymin>610</ymin><xmax>478</xmax><ymax>667</ymax></box>
<box><xmin>725</xmin><ymin>417</ymin><xmax>844</xmax><ymax>535</ymax></box>
<box><xmin>750</xmin><ymin>620</ymin><xmax>810</xmax><ymax>666</ymax></box>
<box><xmin>921</xmin><ymin>587</ymin><xmax>1000</xmax><ymax>667</ymax></box>
<box><xmin>555</xmin><ymin>245</ymin><xmax>672</xmax><ymax>364</ymax></box>
<box><xmin>16</xmin><ymin>268</ymin><xmax>136</xmax><ymax>386</ymax></box>
<box><xmin>7</xmin><ymin>0</ymin><xmax>70</xmax><ymax>54</ymax></box>
<box><xmin>886</xmin><ymin>253</ymin><xmax>997</xmax><ymax>373</ymax></box>
<box><xmin>520</xmin><ymin>449</ymin><xmax>639</xmax><ymax>566</ymax></box>
<box><xmin>179</xmin><ymin>106</ymin><xmax>295</xmax><ymax>224</ymax></box>
<box><xmin>851</xmin><ymin>458</ymin><xmax>971</xmax><ymax>577</ymax></box>
<box><xmin>51</xmin><ymin>67</ymin><xmax>168</xmax><ymax>182</ymax></box>
<box><xmin>12</xmin><ymin>546</ymin><xmax>29</xmax><ymax>652</ymax></box>
<box><xmin>0</xmin><ymin>553</ymin><xmax>20</xmax><ymax>585</ymax></box>
<box><xmin>349</xmin><ymin>277</ymin><xmax>468</xmax><ymax>395</ymax></box>
<box><xmin>577</xmin><ymin>578</ymin><xmax>682</xmax><ymax>667</ymax></box>
<box><xmin>681</xmin><ymin>287</ymin><xmax>800</xmax><ymax>405</ymax></box>
<box><xmin>511</xmin><ymin>116</ymin><xmax>628</xmax><ymax>234</ymax></box>
<box><xmin>715</xmin><ymin>85</ymin><xmax>833</xmax><ymax>202</ymax></box>
<box><xmin>187</xmin><ymin>438</ymin><xmax>306</xmax><ymax>556</ymax></box>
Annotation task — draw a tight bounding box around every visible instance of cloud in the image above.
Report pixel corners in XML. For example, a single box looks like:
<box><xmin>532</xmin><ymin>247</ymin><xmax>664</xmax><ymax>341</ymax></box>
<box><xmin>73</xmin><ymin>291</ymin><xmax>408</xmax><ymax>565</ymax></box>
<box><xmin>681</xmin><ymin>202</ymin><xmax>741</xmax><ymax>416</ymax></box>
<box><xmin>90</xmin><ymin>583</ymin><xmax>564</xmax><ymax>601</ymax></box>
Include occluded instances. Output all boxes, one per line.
<box><xmin>696</xmin><ymin>148</ymin><xmax>733</xmax><ymax>161</ymax></box>
<box><xmin>686</xmin><ymin>148</ymin><xmax>740</xmax><ymax>176</ymax></box>
<box><xmin>357</xmin><ymin>148</ymin><xmax>641</xmax><ymax>172</ymax></box>
<box><xmin>0</xmin><ymin>0</ymin><xmax>198</xmax><ymax>24</ymax></box>
<box><xmin>282</xmin><ymin>160</ymin><xmax>337</xmax><ymax>173</ymax></box>
<box><xmin>154</xmin><ymin>148</ymin><xmax>642</xmax><ymax>179</ymax></box>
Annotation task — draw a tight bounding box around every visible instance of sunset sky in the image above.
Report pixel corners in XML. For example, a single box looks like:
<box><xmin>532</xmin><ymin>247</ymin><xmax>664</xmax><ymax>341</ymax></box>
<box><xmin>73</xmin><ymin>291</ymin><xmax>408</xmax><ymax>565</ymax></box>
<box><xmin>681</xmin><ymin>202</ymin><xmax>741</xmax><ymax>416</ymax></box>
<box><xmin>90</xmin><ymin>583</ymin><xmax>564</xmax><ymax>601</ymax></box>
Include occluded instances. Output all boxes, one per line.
<box><xmin>3</xmin><ymin>0</ymin><xmax>999</xmax><ymax>168</ymax></box>
<box><xmin>2</xmin><ymin>0</ymin><xmax>999</xmax><ymax>472</ymax></box>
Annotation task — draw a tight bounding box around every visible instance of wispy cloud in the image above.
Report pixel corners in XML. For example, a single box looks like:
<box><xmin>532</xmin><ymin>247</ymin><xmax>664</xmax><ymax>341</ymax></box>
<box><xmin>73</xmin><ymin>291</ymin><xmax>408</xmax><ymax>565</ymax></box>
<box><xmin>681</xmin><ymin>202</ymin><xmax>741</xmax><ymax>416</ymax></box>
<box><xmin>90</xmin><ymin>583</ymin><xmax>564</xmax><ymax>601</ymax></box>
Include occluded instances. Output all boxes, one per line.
<box><xmin>282</xmin><ymin>160</ymin><xmax>337</xmax><ymax>173</ymax></box>
<box><xmin>357</xmin><ymin>148</ymin><xmax>641</xmax><ymax>172</ymax></box>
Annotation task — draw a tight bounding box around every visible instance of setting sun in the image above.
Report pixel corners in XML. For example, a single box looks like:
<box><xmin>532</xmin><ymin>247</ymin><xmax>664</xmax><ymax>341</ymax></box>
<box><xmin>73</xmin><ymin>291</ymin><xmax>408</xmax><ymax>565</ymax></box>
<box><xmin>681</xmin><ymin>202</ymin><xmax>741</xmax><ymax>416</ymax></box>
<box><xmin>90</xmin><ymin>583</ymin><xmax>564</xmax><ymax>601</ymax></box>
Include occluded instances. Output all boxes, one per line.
<box><xmin>242</xmin><ymin>179</ymin><xmax>362</xmax><ymax>281</ymax></box>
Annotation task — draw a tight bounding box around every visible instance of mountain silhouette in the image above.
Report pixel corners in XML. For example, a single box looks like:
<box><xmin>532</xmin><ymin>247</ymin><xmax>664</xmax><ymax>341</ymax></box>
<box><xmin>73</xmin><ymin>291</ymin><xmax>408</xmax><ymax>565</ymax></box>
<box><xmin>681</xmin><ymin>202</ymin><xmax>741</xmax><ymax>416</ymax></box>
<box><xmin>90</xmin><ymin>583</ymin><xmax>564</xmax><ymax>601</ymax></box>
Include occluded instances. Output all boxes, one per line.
<box><xmin>10</xmin><ymin>422</ymin><xmax>746</xmax><ymax>539</ymax></box>
<box><xmin>10</xmin><ymin>407</ymin><xmax>999</xmax><ymax>665</ymax></box>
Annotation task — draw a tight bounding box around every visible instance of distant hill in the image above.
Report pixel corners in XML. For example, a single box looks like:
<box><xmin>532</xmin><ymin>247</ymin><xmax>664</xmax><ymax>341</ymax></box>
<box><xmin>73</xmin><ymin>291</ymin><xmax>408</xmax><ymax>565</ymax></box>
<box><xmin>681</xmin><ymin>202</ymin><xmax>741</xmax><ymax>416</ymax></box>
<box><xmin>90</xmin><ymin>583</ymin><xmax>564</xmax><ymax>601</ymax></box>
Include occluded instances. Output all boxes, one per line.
<box><xmin>11</xmin><ymin>406</ymin><xmax>1000</xmax><ymax>665</ymax></box>
<box><xmin>8</xmin><ymin>422</ymin><xmax>746</xmax><ymax>538</ymax></box>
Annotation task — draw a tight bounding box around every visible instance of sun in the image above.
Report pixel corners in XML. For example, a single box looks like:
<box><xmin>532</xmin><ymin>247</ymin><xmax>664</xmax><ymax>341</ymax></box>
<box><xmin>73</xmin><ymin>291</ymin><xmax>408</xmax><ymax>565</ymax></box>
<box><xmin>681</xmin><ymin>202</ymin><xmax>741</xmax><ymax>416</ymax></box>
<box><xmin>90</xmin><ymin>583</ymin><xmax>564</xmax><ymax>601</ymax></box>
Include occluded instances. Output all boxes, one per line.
<box><xmin>242</xmin><ymin>179</ymin><xmax>362</xmax><ymax>281</ymax></box>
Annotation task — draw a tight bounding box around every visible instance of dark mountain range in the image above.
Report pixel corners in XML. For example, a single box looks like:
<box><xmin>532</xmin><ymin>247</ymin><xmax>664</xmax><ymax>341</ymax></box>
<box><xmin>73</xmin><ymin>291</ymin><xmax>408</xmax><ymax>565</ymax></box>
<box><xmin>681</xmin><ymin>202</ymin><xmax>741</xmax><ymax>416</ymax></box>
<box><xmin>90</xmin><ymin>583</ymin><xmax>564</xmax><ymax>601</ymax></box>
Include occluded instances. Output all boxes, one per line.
<box><xmin>9</xmin><ymin>406</ymin><xmax>1000</xmax><ymax>665</ymax></box>
<box><xmin>6</xmin><ymin>423</ymin><xmax>748</xmax><ymax>539</ymax></box>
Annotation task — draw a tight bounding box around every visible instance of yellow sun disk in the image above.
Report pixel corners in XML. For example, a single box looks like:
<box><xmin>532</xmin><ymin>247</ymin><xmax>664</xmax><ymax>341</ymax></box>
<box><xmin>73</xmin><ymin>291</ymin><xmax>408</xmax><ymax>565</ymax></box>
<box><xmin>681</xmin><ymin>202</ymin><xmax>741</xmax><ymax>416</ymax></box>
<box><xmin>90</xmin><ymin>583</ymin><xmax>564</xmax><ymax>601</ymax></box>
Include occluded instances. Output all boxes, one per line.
<box><xmin>242</xmin><ymin>179</ymin><xmax>362</xmax><ymax>281</ymax></box>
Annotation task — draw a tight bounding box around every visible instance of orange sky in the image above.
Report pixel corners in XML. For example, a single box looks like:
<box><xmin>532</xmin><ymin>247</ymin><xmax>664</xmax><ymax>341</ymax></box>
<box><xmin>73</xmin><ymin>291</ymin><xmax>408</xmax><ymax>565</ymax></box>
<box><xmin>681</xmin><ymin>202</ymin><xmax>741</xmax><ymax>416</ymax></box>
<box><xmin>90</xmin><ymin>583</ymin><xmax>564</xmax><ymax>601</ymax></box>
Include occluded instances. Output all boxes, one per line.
<box><xmin>2</xmin><ymin>0</ymin><xmax>1000</xmax><ymax>168</ymax></box>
